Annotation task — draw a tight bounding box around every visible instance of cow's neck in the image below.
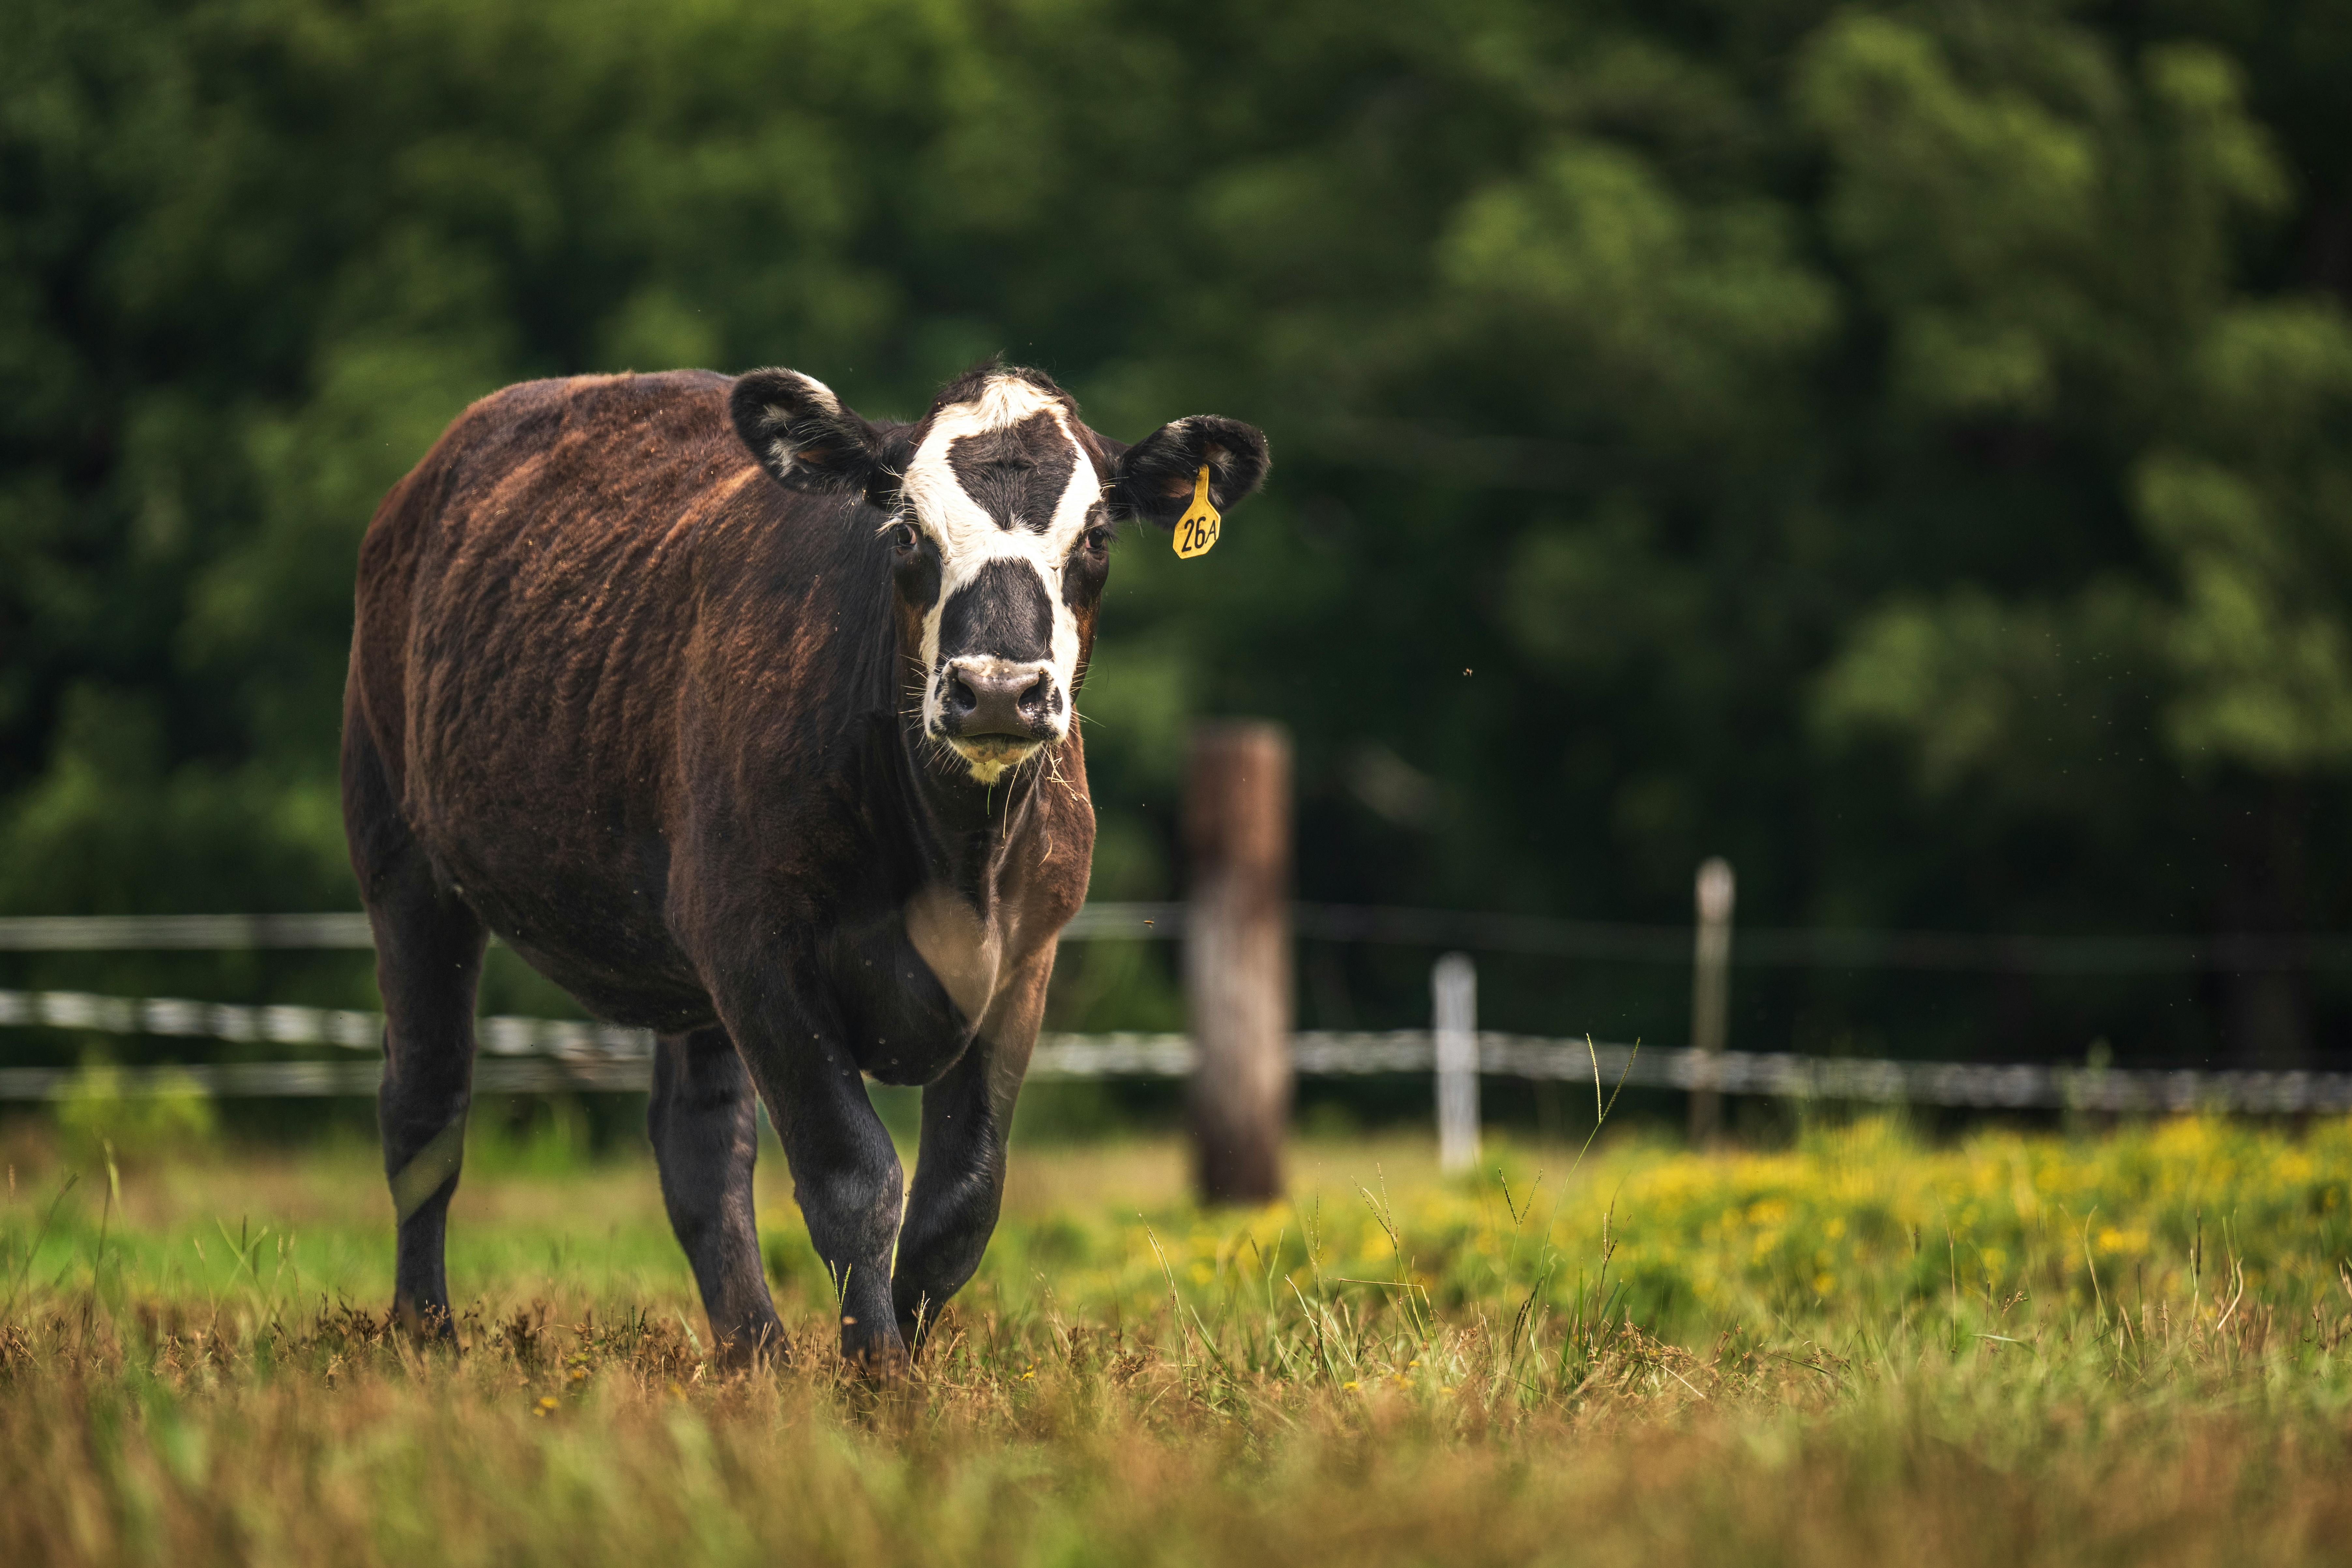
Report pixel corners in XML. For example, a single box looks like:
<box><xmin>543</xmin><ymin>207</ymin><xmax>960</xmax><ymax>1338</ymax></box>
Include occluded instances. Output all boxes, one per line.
<box><xmin>890</xmin><ymin>716</ymin><xmax>1048</xmax><ymax>924</ymax></box>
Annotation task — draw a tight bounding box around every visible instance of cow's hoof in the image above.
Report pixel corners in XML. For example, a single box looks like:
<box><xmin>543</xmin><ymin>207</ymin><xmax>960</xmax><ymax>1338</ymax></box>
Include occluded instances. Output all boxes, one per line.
<box><xmin>894</xmin><ymin>1299</ymin><xmax>955</xmax><ymax>1359</ymax></box>
<box><xmin>391</xmin><ymin>1299</ymin><xmax>461</xmax><ymax>1349</ymax></box>
<box><xmin>842</xmin><ymin>1337</ymin><xmax>911</xmax><ymax>1386</ymax></box>
<box><xmin>712</xmin><ymin>1323</ymin><xmax>789</xmax><ymax>1373</ymax></box>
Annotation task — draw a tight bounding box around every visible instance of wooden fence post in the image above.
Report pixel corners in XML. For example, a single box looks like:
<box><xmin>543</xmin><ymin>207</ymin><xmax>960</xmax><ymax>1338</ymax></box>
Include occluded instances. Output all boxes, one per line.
<box><xmin>1184</xmin><ymin>720</ymin><xmax>1293</xmax><ymax>1203</ymax></box>
<box><xmin>1688</xmin><ymin>856</ymin><xmax>1735</xmax><ymax>1148</ymax></box>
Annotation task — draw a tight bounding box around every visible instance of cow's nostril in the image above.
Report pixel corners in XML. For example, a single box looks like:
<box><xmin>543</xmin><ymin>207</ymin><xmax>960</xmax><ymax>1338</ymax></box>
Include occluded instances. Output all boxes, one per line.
<box><xmin>1017</xmin><ymin>675</ymin><xmax>1049</xmax><ymax>717</ymax></box>
<box><xmin>947</xmin><ymin>674</ymin><xmax>979</xmax><ymax>715</ymax></box>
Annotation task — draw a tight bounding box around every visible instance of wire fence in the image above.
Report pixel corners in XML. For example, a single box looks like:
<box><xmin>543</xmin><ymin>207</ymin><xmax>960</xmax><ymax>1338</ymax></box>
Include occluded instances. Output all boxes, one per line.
<box><xmin>7</xmin><ymin>903</ymin><xmax>2350</xmax><ymax>972</ymax></box>
<box><xmin>1114</xmin><ymin>904</ymin><xmax>2352</xmax><ymax>974</ymax></box>
<box><xmin>4</xmin><ymin>986</ymin><xmax>2347</xmax><ymax>1114</ymax></box>
<box><xmin>7</xmin><ymin>906</ymin><xmax>2350</xmax><ymax>1114</ymax></box>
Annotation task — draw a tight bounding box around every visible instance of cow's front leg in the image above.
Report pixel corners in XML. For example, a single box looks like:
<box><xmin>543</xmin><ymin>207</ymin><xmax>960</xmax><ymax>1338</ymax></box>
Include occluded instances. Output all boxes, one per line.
<box><xmin>891</xmin><ymin>1045</ymin><xmax>1008</xmax><ymax>1351</ymax></box>
<box><xmin>892</xmin><ymin>947</ymin><xmax>1049</xmax><ymax>1354</ymax></box>
<box><xmin>726</xmin><ymin>984</ymin><xmax>907</xmax><ymax>1371</ymax></box>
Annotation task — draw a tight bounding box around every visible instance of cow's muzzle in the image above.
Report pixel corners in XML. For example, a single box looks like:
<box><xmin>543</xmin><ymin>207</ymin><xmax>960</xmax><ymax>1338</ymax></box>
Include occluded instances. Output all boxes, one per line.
<box><xmin>936</xmin><ymin>658</ymin><xmax>1062</xmax><ymax>780</ymax></box>
<box><xmin>942</xmin><ymin>657</ymin><xmax>1058</xmax><ymax>742</ymax></box>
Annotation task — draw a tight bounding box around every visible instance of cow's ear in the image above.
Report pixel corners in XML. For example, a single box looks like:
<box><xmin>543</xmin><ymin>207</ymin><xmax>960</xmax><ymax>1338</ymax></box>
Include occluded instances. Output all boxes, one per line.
<box><xmin>1108</xmin><ymin>415</ymin><xmax>1270</xmax><ymax>529</ymax></box>
<box><xmin>730</xmin><ymin>369</ymin><xmax>887</xmax><ymax>497</ymax></box>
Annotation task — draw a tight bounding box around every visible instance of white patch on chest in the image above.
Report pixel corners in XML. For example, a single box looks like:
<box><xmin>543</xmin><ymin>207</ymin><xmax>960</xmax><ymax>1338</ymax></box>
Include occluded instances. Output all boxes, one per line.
<box><xmin>903</xmin><ymin>884</ymin><xmax>1003</xmax><ymax>1023</ymax></box>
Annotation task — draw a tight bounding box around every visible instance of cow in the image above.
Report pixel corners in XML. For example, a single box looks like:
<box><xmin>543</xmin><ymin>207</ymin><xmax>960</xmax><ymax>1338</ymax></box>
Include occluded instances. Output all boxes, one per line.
<box><xmin>342</xmin><ymin>362</ymin><xmax>1269</xmax><ymax>1370</ymax></box>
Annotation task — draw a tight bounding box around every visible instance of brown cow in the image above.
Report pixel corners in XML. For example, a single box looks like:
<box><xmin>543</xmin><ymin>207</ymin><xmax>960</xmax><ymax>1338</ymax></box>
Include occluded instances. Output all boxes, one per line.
<box><xmin>343</xmin><ymin>363</ymin><xmax>1268</xmax><ymax>1368</ymax></box>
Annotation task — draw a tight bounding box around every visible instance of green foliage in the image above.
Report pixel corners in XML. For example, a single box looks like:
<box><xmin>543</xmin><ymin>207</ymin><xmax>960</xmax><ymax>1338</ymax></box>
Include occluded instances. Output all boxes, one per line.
<box><xmin>2139</xmin><ymin>303</ymin><xmax>2352</xmax><ymax>769</ymax></box>
<box><xmin>6</xmin><ymin>0</ymin><xmax>2352</xmax><ymax>1062</ymax></box>
<box><xmin>1441</xmin><ymin>139</ymin><xmax>1835</xmax><ymax>439</ymax></box>
<box><xmin>49</xmin><ymin>1061</ymin><xmax>217</xmax><ymax>1161</ymax></box>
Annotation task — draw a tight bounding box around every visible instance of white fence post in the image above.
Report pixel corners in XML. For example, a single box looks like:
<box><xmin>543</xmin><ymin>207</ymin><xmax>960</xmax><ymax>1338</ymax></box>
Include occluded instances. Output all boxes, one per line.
<box><xmin>1433</xmin><ymin>951</ymin><xmax>1478</xmax><ymax>1172</ymax></box>
<box><xmin>1688</xmin><ymin>857</ymin><xmax>1736</xmax><ymax>1147</ymax></box>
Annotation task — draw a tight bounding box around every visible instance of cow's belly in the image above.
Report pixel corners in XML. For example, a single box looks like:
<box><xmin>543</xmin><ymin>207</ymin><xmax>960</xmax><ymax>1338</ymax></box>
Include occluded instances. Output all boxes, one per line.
<box><xmin>500</xmin><ymin>933</ymin><xmax>716</xmax><ymax>1035</ymax></box>
<box><xmin>435</xmin><ymin>830</ymin><xmax>1013</xmax><ymax>1076</ymax></box>
<box><xmin>431</xmin><ymin>847</ymin><xmax>714</xmax><ymax>1034</ymax></box>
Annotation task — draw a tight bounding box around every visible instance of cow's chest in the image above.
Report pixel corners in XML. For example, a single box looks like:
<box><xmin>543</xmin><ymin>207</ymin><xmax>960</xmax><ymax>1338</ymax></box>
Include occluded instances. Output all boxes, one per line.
<box><xmin>823</xmin><ymin>886</ymin><xmax>1018</xmax><ymax>1087</ymax></box>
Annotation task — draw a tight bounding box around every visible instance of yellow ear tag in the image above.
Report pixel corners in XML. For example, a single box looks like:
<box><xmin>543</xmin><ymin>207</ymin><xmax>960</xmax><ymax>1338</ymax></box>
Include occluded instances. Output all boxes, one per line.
<box><xmin>1174</xmin><ymin>464</ymin><xmax>1221</xmax><ymax>559</ymax></box>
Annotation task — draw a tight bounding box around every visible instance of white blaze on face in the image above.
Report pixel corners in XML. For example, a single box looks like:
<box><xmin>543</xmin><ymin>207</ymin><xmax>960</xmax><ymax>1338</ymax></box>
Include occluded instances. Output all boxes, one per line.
<box><xmin>896</xmin><ymin>375</ymin><xmax>1100</xmax><ymax>782</ymax></box>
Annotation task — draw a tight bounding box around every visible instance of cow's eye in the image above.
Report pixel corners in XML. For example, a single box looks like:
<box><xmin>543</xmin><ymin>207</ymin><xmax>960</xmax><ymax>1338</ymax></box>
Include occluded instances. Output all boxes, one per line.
<box><xmin>1082</xmin><ymin>525</ymin><xmax>1113</xmax><ymax>555</ymax></box>
<box><xmin>889</xmin><ymin>522</ymin><xmax>918</xmax><ymax>556</ymax></box>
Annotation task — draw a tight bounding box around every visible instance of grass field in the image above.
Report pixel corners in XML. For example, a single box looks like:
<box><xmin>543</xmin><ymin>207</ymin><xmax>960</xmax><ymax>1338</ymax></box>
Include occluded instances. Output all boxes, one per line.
<box><xmin>3</xmin><ymin>1106</ymin><xmax>2349</xmax><ymax>1565</ymax></box>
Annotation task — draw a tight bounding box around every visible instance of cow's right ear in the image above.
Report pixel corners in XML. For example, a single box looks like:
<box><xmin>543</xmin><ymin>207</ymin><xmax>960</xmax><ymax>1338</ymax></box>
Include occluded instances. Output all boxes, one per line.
<box><xmin>730</xmin><ymin>369</ymin><xmax>888</xmax><ymax>497</ymax></box>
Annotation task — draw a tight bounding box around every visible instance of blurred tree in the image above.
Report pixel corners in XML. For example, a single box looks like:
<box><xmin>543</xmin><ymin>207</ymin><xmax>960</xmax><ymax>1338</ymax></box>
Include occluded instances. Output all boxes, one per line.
<box><xmin>1801</xmin><ymin>11</ymin><xmax>2352</xmax><ymax>1063</ymax></box>
<box><xmin>3</xmin><ymin>0</ymin><xmax>2349</xmax><ymax>1068</ymax></box>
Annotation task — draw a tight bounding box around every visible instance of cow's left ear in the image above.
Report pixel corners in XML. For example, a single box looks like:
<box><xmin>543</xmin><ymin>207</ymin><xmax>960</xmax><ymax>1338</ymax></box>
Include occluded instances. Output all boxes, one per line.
<box><xmin>1107</xmin><ymin>415</ymin><xmax>1271</xmax><ymax>530</ymax></box>
<box><xmin>730</xmin><ymin>368</ymin><xmax>889</xmax><ymax>498</ymax></box>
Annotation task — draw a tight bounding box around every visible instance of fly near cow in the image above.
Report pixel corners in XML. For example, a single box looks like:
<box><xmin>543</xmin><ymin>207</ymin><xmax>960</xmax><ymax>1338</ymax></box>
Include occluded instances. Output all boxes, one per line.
<box><xmin>342</xmin><ymin>363</ymin><xmax>1269</xmax><ymax>1369</ymax></box>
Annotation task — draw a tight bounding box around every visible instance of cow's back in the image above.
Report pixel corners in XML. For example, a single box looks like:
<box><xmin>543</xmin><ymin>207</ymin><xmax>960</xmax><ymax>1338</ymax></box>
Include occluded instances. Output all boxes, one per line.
<box><xmin>347</xmin><ymin>371</ymin><xmax>827</xmax><ymax>1023</ymax></box>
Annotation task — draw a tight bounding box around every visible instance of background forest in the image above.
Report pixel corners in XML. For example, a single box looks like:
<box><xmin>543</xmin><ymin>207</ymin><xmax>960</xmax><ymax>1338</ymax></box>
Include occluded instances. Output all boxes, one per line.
<box><xmin>5</xmin><ymin>0</ymin><xmax>2352</xmax><ymax>1073</ymax></box>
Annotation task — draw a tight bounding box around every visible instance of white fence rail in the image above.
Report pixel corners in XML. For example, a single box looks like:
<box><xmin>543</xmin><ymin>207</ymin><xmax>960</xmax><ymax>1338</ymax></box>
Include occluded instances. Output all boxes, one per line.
<box><xmin>0</xmin><ymin>914</ymin><xmax>377</xmax><ymax>950</ymax></box>
<box><xmin>4</xmin><ymin>986</ymin><xmax>2348</xmax><ymax>1114</ymax></box>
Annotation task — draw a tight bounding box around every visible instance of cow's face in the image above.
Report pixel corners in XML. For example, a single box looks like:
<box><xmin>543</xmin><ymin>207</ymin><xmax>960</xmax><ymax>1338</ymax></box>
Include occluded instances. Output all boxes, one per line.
<box><xmin>730</xmin><ymin>363</ymin><xmax>1269</xmax><ymax>785</ymax></box>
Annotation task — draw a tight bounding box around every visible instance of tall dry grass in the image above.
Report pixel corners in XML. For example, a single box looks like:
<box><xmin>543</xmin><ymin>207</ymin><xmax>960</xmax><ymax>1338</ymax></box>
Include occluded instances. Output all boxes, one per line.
<box><xmin>2</xmin><ymin>1115</ymin><xmax>2348</xmax><ymax>1565</ymax></box>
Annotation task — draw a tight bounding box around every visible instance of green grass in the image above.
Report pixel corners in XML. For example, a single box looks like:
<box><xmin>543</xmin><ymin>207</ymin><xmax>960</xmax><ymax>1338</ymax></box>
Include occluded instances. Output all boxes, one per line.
<box><xmin>3</xmin><ymin>1111</ymin><xmax>2349</xmax><ymax>1565</ymax></box>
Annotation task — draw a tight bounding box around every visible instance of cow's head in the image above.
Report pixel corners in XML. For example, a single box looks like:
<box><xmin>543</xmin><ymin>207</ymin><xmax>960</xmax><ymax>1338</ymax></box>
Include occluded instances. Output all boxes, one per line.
<box><xmin>729</xmin><ymin>363</ymin><xmax>1269</xmax><ymax>784</ymax></box>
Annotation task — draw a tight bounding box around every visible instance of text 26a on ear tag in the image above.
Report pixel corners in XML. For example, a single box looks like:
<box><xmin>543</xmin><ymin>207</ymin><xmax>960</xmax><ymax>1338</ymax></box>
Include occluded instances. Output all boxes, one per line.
<box><xmin>1174</xmin><ymin>464</ymin><xmax>1221</xmax><ymax>559</ymax></box>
